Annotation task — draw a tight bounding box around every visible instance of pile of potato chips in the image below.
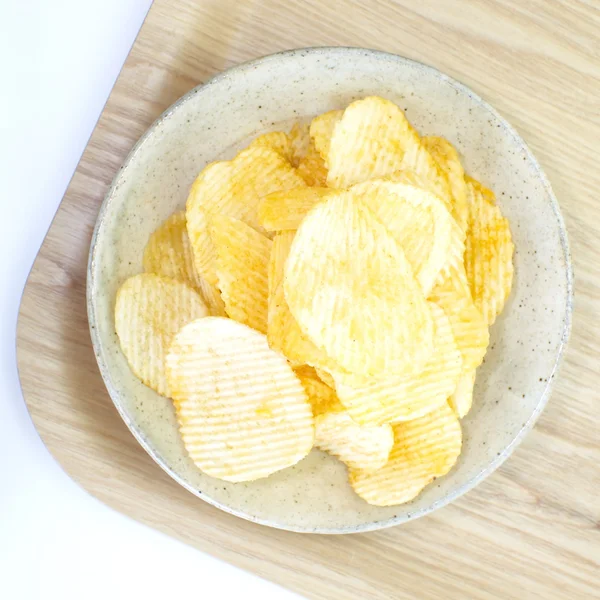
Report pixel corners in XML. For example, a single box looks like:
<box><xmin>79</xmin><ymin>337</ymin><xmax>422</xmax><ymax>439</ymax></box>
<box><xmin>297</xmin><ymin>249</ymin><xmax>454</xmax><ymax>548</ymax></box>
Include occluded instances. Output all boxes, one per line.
<box><xmin>114</xmin><ymin>96</ymin><xmax>514</xmax><ymax>506</ymax></box>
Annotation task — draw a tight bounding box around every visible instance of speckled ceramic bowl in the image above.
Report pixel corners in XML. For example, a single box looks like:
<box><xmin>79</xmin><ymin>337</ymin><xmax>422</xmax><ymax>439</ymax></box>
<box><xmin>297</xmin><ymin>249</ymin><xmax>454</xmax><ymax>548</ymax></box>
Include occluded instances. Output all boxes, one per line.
<box><xmin>87</xmin><ymin>47</ymin><xmax>572</xmax><ymax>533</ymax></box>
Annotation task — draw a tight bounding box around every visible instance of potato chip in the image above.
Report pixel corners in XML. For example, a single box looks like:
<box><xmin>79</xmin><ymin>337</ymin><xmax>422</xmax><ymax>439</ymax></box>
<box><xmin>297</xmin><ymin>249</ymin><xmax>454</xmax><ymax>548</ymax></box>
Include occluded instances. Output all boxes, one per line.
<box><xmin>315</xmin><ymin>411</ymin><xmax>394</xmax><ymax>472</ymax></box>
<box><xmin>297</xmin><ymin>141</ymin><xmax>329</xmax><ymax>186</ymax></box>
<box><xmin>143</xmin><ymin>211</ymin><xmax>225</xmax><ymax>316</ymax></box>
<box><xmin>464</xmin><ymin>180</ymin><xmax>514</xmax><ymax>325</ymax></box>
<box><xmin>315</xmin><ymin>368</ymin><xmax>336</xmax><ymax>390</ymax></box>
<box><xmin>289</xmin><ymin>122</ymin><xmax>311</xmax><ymax>167</ymax></box>
<box><xmin>294</xmin><ymin>365</ymin><xmax>341</xmax><ymax>415</ymax></box>
<box><xmin>399</xmin><ymin>142</ymin><xmax>453</xmax><ymax>214</ymax></box>
<box><xmin>422</xmin><ymin>136</ymin><xmax>468</xmax><ymax>235</ymax></box>
<box><xmin>248</xmin><ymin>131</ymin><xmax>293</xmax><ymax>162</ymax></box>
<box><xmin>259</xmin><ymin>187</ymin><xmax>334</xmax><ymax>232</ymax></box>
<box><xmin>429</xmin><ymin>263</ymin><xmax>489</xmax><ymax>371</ymax></box>
<box><xmin>166</xmin><ymin>317</ymin><xmax>314</xmax><ymax>482</ymax></box>
<box><xmin>211</xmin><ymin>215</ymin><xmax>271</xmax><ymax>334</ymax></box>
<box><xmin>115</xmin><ymin>273</ymin><xmax>209</xmax><ymax>396</ymax></box>
<box><xmin>449</xmin><ymin>368</ymin><xmax>476</xmax><ymax>418</ymax></box>
<box><xmin>294</xmin><ymin>365</ymin><xmax>394</xmax><ymax>471</ymax></box>
<box><xmin>466</xmin><ymin>175</ymin><xmax>496</xmax><ymax>205</ymax></box>
<box><xmin>268</xmin><ymin>232</ymin><xmax>341</xmax><ymax>371</ymax></box>
<box><xmin>349</xmin><ymin>402</ymin><xmax>462</xmax><ymax>506</ymax></box>
<box><xmin>309</xmin><ymin>110</ymin><xmax>342</xmax><ymax>163</ymax></box>
<box><xmin>326</xmin><ymin>97</ymin><xmax>452</xmax><ymax>209</ymax></box>
<box><xmin>186</xmin><ymin>144</ymin><xmax>305</xmax><ymax>284</ymax></box>
<box><xmin>326</xmin><ymin>96</ymin><xmax>421</xmax><ymax>188</ymax></box>
<box><xmin>351</xmin><ymin>180</ymin><xmax>455</xmax><ymax>295</ymax></box>
<box><xmin>333</xmin><ymin>303</ymin><xmax>462</xmax><ymax>426</ymax></box>
<box><xmin>284</xmin><ymin>189</ymin><xmax>434</xmax><ymax>377</ymax></box>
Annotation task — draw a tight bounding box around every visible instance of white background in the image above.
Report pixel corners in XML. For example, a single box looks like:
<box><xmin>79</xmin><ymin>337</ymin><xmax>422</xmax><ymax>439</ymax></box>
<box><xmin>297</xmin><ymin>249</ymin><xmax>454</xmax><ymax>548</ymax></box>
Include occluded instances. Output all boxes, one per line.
<box><xmin>0</xmin><ymin>2</ymin><xmax>301</xmax><ymax>598</ymax></box>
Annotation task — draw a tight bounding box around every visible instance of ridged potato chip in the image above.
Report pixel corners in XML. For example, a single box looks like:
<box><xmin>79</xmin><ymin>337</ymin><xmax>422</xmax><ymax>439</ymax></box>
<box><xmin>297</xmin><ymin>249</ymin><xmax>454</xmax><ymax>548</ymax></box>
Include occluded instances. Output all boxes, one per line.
<box><xmin>464</xmin><ymin>180</ymin><xmax>514</xmax><ymax>325</ymax></box>
<box><xmin>422</xmin><ymin>136</ymin><xmax>468</xmax><ymax>235</ymax></box>
<box><xmin>211</xmin><ymin>215</ymin><xmax>271</xmax><ymax>334</ymax></box>
<box><xmin>268</xmin><ymin>232</ymin><xmax>341</xmax><ymax>371</ymax></box>
<box><xmin>333</xmin><ymin>304</ymin><xmax>462</xmax><ymax>426</ymax></box>
<box><xmin>315</xmin><ymin>411</ymin><xmax>394</xmax><ymax>472</ymax></box>
<box><xmin>166</xmin><ymin>317</ymin><xmax>314</xmax><ymax>482</ymax></box>
<box><xmin>289</xmin><ymin>122</ymin><xmax>311</xmax><ymax>166</ymax></box>
<box><xmin>295</xmin><ymin>365</ymin><xmax>394</xmax><ymax>471</ymax></box>
<box><xmin>309</xmin><ymin>109</ymin><xmax>342</xmax><ymax>163</ymax></box>
<box><xmin>327</xmin><ymin>96</ymin><xmax>421</xmax><ymax>188</ymax></box>
<box><xmin>143</xmin><ymin>211</ymin><xmax>225</xmax><ymax>316</ymax></box>
<box><xmin>115</xmin><ymin>273</ymin><xmax>209</xmax><ymax>396</ymax></box>
<box><xmin>349</xmin><ymin>402</ymin><xmax>462</xmax><ymax>506</ymax></box>
<box><xmin>351</xmin><ymin>180</ymin><xmax>455</xmax><ymax>295</ymax></box>
<box><xmin>315</xmin><ymin>368</ymin><xmax>336</xmax><ymax>390</ymax></box>
<box><xmin>466</xmin><ymin>175</ymin><xmax>496</xmax><ymax>205</ymax></box>
<box><xmin>449</xmin><ymin>368</ymin><xmax>476</xmax><ymax>418</ymax></box>
<box><xmin>294</xmin><ymin>365</ymin><xmax>341</xmax><ymax>415</ymax></box>
<box><xmin>284</xmin><ymin>189</ymin><xmax>434</xmax><ymax>377</ymax></box>
<box><xmin>186</xmin><ymin>144</ymin><xmax>305</xmax><ymax>284</ymax></box>
<box><xmin>429</xmin><ymin>263</ymin><xmax>489</xmax><ymax>371</ymax></box>
<box><xmin>326</xmin><ymin>97</ymin><xmax>452</xmax><ymax>210</ymax></box>
<box><xmin>297</xmin><ymin>141</ymin><xmax>328</xmax><ymax>186</ymax></box>
<box><xmin>248</xmin><ymin>131</ymin><xmax>292</xmax><ymax>161</ymax></box>
<box><xmin>259</xmin><ymin>187</ymin><xmax>334</xmax><ymax>232</ymax></box>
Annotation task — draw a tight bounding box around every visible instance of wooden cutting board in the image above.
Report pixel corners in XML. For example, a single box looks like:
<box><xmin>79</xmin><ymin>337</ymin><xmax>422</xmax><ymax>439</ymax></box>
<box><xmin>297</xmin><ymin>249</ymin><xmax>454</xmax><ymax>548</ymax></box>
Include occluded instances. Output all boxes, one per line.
<box><xmin>16</xmin><ymin>1</ymin><xmax>600</xmax><ymax>598</ymax></box>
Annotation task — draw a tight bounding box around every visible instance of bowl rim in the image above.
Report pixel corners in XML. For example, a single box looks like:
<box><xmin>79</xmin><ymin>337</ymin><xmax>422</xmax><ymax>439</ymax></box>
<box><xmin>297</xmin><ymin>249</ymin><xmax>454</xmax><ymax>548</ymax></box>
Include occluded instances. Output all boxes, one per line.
<box><xmin>87</xmin><ymin>46</ymin><xmax>574</xmax><ymax>534</ymax></box>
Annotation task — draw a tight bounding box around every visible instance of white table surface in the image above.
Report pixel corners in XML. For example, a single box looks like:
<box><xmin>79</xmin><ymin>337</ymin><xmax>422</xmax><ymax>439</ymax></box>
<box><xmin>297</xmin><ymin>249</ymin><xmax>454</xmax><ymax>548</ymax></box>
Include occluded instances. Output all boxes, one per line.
<box><xmin>0</xmin><ymin>2</ymin><xmax>301</xmax><ymax>598</ymax></box>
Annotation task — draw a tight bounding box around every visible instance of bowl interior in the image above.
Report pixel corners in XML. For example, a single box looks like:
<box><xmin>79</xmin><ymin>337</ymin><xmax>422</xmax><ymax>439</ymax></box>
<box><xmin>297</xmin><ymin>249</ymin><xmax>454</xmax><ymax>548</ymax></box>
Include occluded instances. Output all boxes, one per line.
<box><xmin>88</xmin><ymin>48</ymin><xmax>571</xmax><ymax>533</ymax></box>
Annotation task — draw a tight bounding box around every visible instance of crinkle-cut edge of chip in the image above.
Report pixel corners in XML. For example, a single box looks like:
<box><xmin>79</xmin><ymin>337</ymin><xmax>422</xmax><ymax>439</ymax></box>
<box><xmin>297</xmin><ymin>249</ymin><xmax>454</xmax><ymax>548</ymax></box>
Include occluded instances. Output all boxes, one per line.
<box><xmin>449</xmin><ymin>368</ymin><xmax>476</xmax><ymax>418</ymax></box>
<box><xmin>465</xmin><ymin>181</ymin><xmax>514</xmax><ymax>325</ymax></box>
<box><xmin>115</xmin><ymin>273</ymin><xmax>209</xmax><ymax>398</ymax></box>
<box><xmin>348</xmin><ymin>403</ymin><xmax>462</xmax><ymax>506</ymax></box>
<box><xmin>211</xmin><ymin>214</ymin><xmax>271</xmax><ymax>334</ymax></box>
<box><xmin>310</xmin><ymin>109</ymin><xmax>343</xmax><ymax>163</ymax></box>
<box><xmin>314</xmin><ymin>411</ymin><xmax>394</xmax><ymax>471</ymax></box>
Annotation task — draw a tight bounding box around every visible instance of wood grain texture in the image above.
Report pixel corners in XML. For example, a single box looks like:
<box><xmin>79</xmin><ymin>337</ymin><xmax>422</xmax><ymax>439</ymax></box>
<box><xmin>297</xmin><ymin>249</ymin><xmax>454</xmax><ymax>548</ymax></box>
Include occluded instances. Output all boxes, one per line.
<box><xmin>16</xmin><ymin>1</ymin><xmax>600</xmax><ymax>598</ymax></box>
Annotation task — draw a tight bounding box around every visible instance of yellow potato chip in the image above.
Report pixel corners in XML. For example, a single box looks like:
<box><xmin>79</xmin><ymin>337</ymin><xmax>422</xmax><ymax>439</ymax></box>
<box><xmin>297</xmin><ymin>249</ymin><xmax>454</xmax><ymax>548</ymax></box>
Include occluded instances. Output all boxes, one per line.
<box><xmin>351</xmin><ymin>179</ymin><xmax>455</xmax><ymax>295</ymax></box>
<box><xmin>429</xmin><ymin>263</ymin><xmax>489</xmax><ymax>371</ymax></box>
<box><xmin>449</xmin><ymin>368</ymin><xmax>476</xmax><ymax>418</ymax></box>
<box><xmin>186</xmin><ymin>144</ymin><xmax>305</xmax><ymax>284</ymax></box>
<box><xmin>309</xmin><ymin>109</ymin><xmax>343</xmax><ymax>163</ymax></box>
<box><xmin>315</xmin><ymin>368</ymin><xmax>336</xmax><ymax>390</ymax></box>
<box><xmin>248</xmin><ymin>131</ymin><xmax>293</xmax><ymax>162</ymax></box>
<box><xmin>297</xmin><ymin>140</ymin><xmax>329</xmax><ymax>186</ymax></box>
<box><xmin>285</xmin><ymin>189</ymin><xmax>434</xmax><ymax>377</ymax></box>
<box><xmin>333</xmin><ymin>303</ymin><xmax>462</xmax><ymax>426</ymax></box>
<box><xmin>142</xmin><ymin>211</ymin><xmax>225</xmax><ymax>316</ymax></box>
<box><xmin>115</xmin><ymin>273</ymin><xmax>209</xmax><ymax>396</ymax></box>
<box><xmin>315</xmin><ymin>411</ymin><xmax>394</xmax><ymax>472</ymax></box>
<box><xmin>422</xmin><ymin>136</ymin><xmax>468</xmax><ymax>235</ymax></box>
<box><xmin>289</xmin><ymin>122</ymin><xmax>311</xmax><ymax>167</ymax></box>
<box><xmin>211</xmin><ymin>215</ymin><xmax>271</xmax><ymax>334</ymax></box>
<box><xmin>166</xmin><ymin>317</ymin><xmax>314</xmax><ymax>482</ymax></box>
<box><xmin>466</xmin><ymin>175</ymin><xmax>496</xmax><ymax>205</ymax></box>
<box><xmin>294</xmin><ymin>365</ymin><xmax>341</xmax><ymax>416</ymax></box>
<box><xmin>349</xmin><ymin>402</ymin><xmax>462</xmax><ymax>506</ymax></box>
<box><xmin>325</xmin><ymin>97</ymin><xmax>452</xmax><ymax>209</ymax></box>
<box><xmin>464</xmin><ymin>180</ymin><xmax>514</xmax><ymax>325</ymax></box>
<box><xmin>327</xmin><ymin>96</ymin><xmax>420</xmax><ymax>188</ymax></box>
<box><xmin>268</xmin><ymin>232</ymin><xmax>341</xmax><ymax>371</ymax></box>
<box><xmin>259</xmin><ymin>187</ymin><xmax>334</xmax><ymax>232</ymax></box>
<box><xmin>399</xmin><ymin>143</ymin><xmax>453</xmax><ymax>214</ymax></box>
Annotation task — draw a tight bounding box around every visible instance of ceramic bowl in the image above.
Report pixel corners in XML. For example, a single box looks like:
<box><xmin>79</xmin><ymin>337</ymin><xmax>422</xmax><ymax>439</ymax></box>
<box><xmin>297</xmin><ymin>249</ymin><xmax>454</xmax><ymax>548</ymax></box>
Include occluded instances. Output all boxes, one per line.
<box><xmin>87</xmin><ymin>47</ymin><xmax>572</xmax><ymax>533</ymax></box>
